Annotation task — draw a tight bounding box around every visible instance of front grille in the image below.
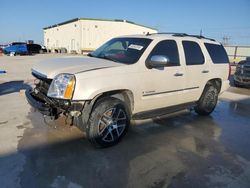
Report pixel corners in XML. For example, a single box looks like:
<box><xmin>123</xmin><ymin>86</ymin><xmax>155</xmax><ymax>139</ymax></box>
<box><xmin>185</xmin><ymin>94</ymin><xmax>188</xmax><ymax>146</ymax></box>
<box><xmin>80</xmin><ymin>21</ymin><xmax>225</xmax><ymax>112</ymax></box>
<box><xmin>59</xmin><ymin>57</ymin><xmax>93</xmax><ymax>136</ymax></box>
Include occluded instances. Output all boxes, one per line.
<box><xmin>32</xmin><ymin>71</ymin><xmax>52</xmax><ymax>95</ymax></box>
<box><xmin>244</xmin><ymin>66</ymin><xmax>250</xmax><ymax>76</ymax></box>
<box><xmin>37</xmin><ymin>80</ymin><xmax>51</xmax><ymax>95</ymax></box>
<box><xmin>235</xmin><ymin>65</ymin><xmax>250</xmax><ymax>77</ymax></box>
<box><xmin>242</xmin><ymin>78</ymin><xmax>250</xmax><ymax>82</ymax></box>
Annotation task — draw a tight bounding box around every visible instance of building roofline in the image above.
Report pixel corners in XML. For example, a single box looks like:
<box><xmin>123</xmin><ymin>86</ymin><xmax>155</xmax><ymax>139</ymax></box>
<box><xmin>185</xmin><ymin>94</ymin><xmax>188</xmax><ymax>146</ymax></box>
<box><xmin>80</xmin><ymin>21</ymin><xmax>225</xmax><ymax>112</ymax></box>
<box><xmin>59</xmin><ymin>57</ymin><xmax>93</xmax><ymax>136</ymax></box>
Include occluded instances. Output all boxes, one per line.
<box><xmin>43</xmin><ymin>17</ymin><xmax>157</xmax><ymax>31</ymax></box>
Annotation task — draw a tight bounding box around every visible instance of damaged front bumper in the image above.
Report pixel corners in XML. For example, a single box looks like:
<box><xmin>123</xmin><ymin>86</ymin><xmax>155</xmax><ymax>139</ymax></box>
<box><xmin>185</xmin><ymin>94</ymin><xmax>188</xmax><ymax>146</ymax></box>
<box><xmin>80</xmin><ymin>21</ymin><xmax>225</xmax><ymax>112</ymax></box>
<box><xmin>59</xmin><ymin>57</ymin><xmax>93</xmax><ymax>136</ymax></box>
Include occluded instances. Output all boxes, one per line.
<box><xmin>25</xmin><ymin>89</ymin><xmax>54</xmax><ymax>116</ymax></box>
<box><xmin>25</xmin><ymin>89</ymin><xmax>84</xmax><ymax>119</ymax></box>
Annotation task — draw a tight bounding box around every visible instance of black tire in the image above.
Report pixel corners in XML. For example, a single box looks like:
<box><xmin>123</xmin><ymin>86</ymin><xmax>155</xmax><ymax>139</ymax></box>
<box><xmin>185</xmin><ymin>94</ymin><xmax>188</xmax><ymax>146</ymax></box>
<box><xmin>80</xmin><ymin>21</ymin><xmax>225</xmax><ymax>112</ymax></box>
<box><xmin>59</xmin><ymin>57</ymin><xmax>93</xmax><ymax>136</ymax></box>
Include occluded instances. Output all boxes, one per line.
<box><xmin>194</xmin><ymin>84</ymin><xmax>219</xmax><ymax>116</ymax></box>
<box><xmin>86</xmin><ymin>97</ymin><xmax>130</xmax><ymax>148</ymax></box>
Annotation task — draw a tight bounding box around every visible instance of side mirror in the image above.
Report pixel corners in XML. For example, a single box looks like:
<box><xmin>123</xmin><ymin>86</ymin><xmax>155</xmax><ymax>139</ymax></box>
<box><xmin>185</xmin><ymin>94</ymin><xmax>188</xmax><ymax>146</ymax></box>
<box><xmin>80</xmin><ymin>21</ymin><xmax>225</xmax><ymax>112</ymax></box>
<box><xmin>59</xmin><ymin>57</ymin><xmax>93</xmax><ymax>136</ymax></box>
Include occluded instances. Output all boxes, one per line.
<box><xmin>146</xmin><ymin>55</ymin><xmax>170</xmax><ymax>69</ymax></box>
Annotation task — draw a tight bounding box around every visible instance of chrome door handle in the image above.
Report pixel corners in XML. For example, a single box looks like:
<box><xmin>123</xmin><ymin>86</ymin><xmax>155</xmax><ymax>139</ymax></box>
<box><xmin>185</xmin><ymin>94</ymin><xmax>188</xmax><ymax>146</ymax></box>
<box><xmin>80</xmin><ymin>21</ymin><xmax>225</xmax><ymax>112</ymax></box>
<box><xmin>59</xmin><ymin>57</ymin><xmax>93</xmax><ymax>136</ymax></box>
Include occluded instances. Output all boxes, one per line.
<box><xmin>174</xmin><ymin>73</ymin><xmax>183</xmax><ymax>77</ymax></box>
<box><xmin>202</xmin><ymin>70</ymin><xmax>209</xmax><ymax>73</ymax></box>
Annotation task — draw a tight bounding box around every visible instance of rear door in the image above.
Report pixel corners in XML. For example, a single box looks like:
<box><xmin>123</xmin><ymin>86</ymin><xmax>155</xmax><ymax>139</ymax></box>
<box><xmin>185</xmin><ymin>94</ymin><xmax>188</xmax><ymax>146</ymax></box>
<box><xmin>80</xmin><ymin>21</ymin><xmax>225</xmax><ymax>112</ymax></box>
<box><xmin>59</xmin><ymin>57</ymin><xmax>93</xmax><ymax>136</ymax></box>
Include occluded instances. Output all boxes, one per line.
<box><xmin>181</xmin><ymin>40</ymin><xmax>210</xmax><ymax>103</ymax></box>
<box><xmin>204</xmin><ymin>43</ymin><xmax>230</xmax><ymax>83</ymax></box>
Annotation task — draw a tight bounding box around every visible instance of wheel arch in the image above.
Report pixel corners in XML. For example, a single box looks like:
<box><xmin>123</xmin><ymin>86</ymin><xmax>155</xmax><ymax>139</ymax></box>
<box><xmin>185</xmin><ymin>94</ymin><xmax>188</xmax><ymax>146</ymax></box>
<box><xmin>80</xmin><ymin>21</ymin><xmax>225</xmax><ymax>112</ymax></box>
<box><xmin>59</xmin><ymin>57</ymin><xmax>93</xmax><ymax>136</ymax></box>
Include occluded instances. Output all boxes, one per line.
<box><xmin>205</xmin><ymin>78</ymin><xmax>222</xmax><ymax>93</ymax></box>
<box><xmin>76</xmin><ymin>89</ymin><xmax>134</xmax><ymax>131</ymax></box>
<box><xmin>92</xmin><ymin>89</ymin><xmax>134</xmax><ymax>115</ymax></box>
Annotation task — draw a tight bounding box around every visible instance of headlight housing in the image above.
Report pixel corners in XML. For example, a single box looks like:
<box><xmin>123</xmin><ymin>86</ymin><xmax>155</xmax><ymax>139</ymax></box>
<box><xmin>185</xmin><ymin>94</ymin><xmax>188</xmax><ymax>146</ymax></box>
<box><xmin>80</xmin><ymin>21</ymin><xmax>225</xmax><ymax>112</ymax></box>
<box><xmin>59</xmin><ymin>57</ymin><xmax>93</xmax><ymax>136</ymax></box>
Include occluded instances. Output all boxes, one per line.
<box><xmin>47</xmin><ymin>74</ymin><xmax>75</xmax><ymax>99</ymax></box>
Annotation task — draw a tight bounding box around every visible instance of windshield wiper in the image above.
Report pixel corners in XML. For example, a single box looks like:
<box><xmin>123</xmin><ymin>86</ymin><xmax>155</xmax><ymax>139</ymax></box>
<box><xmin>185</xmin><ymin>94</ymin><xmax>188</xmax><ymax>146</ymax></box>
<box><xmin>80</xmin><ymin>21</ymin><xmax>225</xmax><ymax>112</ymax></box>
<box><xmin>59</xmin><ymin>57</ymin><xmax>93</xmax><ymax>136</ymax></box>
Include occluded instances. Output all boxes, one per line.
<box><xmin>88</xmin><ymin>53</ymin><xmax>118</xmax><ymax>62</ymax></box>
<box><xmin>98</xmin><ymin>54</ymin><xmax>119</xmax><ymax>62</ymax></box>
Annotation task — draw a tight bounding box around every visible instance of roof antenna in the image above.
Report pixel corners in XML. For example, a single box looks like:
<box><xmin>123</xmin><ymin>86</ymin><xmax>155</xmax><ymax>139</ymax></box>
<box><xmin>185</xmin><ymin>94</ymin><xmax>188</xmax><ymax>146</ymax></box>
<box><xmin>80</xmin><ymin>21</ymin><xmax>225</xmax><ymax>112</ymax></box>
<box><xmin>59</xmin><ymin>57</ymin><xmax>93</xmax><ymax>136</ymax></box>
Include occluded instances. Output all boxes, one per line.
<box><xmin>200</xmin><ymin>29</ymin><xmax>203</xmax><ymax>37</ymax></box>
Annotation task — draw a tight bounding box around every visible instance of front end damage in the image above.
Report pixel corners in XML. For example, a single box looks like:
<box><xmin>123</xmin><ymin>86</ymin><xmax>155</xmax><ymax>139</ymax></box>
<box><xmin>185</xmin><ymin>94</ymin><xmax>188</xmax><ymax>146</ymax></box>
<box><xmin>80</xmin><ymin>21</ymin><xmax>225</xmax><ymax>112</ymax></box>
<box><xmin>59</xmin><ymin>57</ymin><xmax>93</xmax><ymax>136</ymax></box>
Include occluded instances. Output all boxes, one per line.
<box><xmin>25</xmin><ymin>72</ymin><xmax>85</xmax><ymax>125</ymax></box>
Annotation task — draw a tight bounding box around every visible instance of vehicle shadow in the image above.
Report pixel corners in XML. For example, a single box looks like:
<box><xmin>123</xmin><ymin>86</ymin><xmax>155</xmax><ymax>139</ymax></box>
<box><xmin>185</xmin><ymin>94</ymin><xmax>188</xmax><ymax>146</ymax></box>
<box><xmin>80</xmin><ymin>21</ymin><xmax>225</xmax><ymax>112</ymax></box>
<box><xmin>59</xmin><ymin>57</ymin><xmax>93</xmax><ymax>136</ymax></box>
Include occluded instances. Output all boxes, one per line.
<box><xmin>0</xmin><ymin>80</ymin><xmax>32</xmax><ymax>96</ymax></box>
<box><xmin>14</xmin><ymin>109</ymin><xmax>221</xmax><ymax>188</ymax></box>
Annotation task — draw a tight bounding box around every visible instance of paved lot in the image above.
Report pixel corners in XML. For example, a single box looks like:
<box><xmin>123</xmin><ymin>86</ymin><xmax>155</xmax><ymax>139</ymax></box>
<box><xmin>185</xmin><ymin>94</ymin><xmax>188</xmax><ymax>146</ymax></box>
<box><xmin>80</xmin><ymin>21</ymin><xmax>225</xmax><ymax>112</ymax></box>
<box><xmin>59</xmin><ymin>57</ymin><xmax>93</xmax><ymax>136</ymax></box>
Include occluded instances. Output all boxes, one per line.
<box><xmin>0</xmin><ymin>54</ymin><xmax>250</xmax><ymax>188</ymax></box>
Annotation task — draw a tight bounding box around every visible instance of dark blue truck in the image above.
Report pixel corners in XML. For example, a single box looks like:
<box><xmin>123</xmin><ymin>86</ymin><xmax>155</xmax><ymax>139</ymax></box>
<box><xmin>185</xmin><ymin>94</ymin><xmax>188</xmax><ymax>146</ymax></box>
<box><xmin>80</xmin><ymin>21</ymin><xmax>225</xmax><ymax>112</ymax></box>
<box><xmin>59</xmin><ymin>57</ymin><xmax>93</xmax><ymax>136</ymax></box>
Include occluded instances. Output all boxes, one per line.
<box><xmin>3</xmin><ymin>43</ymin><xmax>41</xmax><ymax>55</ymax></box>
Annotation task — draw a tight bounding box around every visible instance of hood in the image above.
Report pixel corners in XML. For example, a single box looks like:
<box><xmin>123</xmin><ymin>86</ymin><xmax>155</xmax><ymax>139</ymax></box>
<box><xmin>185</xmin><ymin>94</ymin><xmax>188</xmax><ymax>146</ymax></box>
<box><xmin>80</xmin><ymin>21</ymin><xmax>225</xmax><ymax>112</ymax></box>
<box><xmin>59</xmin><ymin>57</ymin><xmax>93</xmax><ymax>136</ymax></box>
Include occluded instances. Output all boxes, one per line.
<box><xmin>32</xmin><ymin>56</ymin><xmax>124</xmax><ymax>78</ymax></box>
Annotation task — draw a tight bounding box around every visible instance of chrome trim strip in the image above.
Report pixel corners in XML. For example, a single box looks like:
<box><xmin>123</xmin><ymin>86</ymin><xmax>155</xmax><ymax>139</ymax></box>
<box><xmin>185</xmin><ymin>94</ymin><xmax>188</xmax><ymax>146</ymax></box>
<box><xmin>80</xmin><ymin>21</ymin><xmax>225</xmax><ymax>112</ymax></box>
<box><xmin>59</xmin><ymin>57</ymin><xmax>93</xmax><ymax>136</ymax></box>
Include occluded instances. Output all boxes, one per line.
<box><xmin>142</xmin><ymin>87</ymin><xmax>199</xmax><ymax>97</ymax></box>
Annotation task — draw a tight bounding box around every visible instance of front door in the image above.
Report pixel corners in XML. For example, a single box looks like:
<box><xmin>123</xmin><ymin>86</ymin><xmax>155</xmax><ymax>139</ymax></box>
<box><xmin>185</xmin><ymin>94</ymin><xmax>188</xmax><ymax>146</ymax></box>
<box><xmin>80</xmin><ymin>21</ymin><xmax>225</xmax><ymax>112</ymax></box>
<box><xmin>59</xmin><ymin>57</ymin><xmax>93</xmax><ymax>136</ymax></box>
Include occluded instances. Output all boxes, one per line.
<box><xmin>137</xmin><ymin>40</ymin><xmax>185</xmax><ymax>112</ymax></box>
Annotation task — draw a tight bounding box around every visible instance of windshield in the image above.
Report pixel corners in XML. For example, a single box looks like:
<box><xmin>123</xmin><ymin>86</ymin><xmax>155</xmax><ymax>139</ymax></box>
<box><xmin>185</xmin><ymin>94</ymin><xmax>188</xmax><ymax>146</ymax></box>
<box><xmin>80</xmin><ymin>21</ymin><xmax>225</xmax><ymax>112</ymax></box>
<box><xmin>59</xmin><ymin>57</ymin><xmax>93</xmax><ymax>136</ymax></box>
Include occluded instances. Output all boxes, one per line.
<box><xmin>89</xmin><ymin>37</ymin><xmax>152</xmax><ymax>64</ymax></box>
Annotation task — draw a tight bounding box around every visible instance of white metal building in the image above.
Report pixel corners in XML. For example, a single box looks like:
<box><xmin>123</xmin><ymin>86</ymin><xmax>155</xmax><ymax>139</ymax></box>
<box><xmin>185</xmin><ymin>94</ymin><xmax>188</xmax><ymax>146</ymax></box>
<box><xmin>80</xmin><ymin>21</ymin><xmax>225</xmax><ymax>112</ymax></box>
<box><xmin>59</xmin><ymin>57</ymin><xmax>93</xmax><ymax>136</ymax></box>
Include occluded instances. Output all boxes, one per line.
<box><xmin>43</xmin><ymin>18</ymin><xmax>157</xmax><ymax>53</ymax></box>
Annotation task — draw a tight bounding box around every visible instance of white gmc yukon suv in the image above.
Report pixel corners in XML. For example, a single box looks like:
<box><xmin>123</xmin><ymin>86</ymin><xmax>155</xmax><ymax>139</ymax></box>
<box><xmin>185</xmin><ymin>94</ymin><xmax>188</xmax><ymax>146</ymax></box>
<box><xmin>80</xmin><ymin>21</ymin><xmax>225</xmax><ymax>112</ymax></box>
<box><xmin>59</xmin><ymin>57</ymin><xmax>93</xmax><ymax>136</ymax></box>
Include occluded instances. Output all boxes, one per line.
<box><xmin>26</xmin><ymin>33</ymin><xmax>230</xmax><ymax>147</ymax></box>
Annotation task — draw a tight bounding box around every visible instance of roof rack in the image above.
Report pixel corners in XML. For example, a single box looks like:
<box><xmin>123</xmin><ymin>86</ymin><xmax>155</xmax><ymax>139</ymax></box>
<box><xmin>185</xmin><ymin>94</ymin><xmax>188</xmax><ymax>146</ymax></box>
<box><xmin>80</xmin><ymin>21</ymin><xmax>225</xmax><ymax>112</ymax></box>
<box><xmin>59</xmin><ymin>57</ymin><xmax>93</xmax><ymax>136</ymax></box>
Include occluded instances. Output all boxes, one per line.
<box><xmin>147</xmin><ymin>32</ymin><xmax>216</xmax><ymax>41</ymax></box>
<box><xmin>172</xmin><ymin>33</ymin><xmax>216</xmax><ymax>41</ymax></box>
<box><xmin>146</xmin><ymin>32</ymin><xmax>187</xmax><ymax>36</ymax></box>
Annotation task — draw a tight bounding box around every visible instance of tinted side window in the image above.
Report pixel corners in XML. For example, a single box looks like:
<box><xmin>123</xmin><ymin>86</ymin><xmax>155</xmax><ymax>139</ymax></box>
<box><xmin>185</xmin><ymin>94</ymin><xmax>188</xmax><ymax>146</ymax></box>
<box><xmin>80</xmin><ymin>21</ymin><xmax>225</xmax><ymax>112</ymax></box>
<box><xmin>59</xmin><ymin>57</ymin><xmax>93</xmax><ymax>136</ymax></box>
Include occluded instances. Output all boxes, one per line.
<box><xmin>204</xmin><ymin>43</ymin><xmax>229</xmax><ymax>64</ymax></box>
<box><xmin>182</xmin><ymin>41</ymin><xmax>204</xmax><ymax>65</ymax></box>
<box><xmin>149</xmin><ymin>40</ymin><xmax>180</xmax><ymax>66</ymax></box>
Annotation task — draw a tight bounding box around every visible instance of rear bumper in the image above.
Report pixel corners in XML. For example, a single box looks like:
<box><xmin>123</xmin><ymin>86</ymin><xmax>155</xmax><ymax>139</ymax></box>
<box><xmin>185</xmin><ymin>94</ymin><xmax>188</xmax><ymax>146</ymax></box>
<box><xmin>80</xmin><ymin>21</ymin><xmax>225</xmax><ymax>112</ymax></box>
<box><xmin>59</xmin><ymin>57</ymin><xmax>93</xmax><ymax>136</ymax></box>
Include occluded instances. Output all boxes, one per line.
<box><xmin>220</xmin><ymin>80</ymin><xmax>230</xmax><ymax>94</ymax></box>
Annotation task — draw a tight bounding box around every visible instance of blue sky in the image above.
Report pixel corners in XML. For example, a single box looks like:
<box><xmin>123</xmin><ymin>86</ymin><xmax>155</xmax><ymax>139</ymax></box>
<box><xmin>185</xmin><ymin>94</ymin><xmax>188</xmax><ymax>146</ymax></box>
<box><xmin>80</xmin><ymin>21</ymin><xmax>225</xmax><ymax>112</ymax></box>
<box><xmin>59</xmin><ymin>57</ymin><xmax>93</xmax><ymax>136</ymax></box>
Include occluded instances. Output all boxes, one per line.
<box><xmin>0</xmin><ymin>0</ymin><xmax>249</xmax><ymax>45</ymax></box>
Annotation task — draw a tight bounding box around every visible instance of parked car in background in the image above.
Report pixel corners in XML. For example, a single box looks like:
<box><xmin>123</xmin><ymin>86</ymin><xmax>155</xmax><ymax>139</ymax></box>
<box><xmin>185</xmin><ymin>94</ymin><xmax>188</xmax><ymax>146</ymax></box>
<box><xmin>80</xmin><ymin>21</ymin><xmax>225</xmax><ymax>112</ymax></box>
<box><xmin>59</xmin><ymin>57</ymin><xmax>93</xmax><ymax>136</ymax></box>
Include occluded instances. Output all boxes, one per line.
<box><xmin>27</xmin><ymin>44</ymin><xmax>42</xmax><ymax>54</ymax></box>
<box><xmin>3</xmin><ymin>43</ymin><xmax>42</xmax><ymax>55</ymax></box>
<box><xmin>3</xmin><ymin>44</ymin><xmax>28</xmax><ymax>55</ymax></box>
<box><xmin>234</xmin><ymin>57</ymin><xmax>250</xmax><ymax>87</ymax></box>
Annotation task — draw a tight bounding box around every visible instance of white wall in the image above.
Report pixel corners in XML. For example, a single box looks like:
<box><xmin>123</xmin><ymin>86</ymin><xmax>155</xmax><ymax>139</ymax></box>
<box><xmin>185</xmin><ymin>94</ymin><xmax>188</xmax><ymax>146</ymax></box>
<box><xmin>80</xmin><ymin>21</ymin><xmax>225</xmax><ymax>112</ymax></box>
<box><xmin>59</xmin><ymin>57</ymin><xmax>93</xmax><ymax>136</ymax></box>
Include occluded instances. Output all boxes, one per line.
<box><xmin>44</xmin><ymin>20</ymin><xmax>81</xmax><ymax>52</ymax></box>
<box><xmin>80</xmin><ymin>20</ymin><xmax>157</xmax><ymax>50</ymax></box>
<box><xmin>44</xmin><ymin>19</ymin><xmax>157</xmax><ymax>53</ymax></box>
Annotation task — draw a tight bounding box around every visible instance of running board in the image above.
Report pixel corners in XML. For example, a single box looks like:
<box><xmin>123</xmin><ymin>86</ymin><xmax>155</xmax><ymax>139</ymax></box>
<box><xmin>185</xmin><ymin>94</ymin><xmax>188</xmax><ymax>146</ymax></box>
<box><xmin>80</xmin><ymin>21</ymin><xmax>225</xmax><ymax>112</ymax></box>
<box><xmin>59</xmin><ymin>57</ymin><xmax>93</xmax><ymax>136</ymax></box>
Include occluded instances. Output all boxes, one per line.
<box><xmin>132</xmin><ymin>102</ymin><xmax>196</xmax><ymax>120</ymax></box>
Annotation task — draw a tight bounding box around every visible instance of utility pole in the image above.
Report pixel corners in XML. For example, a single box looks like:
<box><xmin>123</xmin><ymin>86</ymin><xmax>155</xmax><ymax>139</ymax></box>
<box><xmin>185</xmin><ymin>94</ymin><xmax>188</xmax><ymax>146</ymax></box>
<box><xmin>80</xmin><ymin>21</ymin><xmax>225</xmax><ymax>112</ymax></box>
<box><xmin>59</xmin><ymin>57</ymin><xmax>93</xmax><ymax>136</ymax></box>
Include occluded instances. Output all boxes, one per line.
<box><xmin>222</xmin><ymin>36</ymin><xmax>230</xmax><ymax>46</ymax></box>
<box><xmin>200</xmin><ymin>29</ymin><xmax>203</xmax><ymax>37</ymax></box>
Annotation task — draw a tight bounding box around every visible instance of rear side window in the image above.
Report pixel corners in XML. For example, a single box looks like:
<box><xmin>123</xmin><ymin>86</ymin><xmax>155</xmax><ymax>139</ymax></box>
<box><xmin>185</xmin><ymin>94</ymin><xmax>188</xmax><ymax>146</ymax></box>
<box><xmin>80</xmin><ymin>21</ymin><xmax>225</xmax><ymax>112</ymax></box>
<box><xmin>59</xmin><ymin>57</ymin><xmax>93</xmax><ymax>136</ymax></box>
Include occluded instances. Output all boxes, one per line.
<box><xmin>204</xmin><ymin>43</ymin><xmax>229</xmax><ymax>64</ymax></box>
<box><xmin>149</xmin><ymin>40</ymin><xmax>180</xmax><ymax>66</ymax></box>
<box><xmin>182</xmin><ymin>41</ymin><xmax>204</xmax><ymax>65</ymax></box>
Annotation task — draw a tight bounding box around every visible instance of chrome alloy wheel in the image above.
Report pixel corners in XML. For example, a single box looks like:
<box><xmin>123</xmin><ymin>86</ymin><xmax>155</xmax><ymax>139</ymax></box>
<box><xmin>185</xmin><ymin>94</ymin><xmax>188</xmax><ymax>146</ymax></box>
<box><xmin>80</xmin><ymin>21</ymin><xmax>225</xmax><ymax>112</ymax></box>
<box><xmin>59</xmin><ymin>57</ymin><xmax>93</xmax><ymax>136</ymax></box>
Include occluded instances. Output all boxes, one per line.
<box><xmin>98</xmin><ymin>107</ymin><xmax>127</xmax><ymax>142</ymax></box>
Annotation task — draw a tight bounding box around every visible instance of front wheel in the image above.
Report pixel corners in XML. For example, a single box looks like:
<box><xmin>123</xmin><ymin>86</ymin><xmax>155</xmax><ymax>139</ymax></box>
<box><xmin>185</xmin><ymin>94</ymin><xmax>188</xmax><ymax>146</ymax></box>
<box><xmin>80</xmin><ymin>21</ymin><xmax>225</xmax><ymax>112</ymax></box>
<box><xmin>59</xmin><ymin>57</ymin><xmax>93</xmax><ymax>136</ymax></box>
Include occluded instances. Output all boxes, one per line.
<box><xmin>194</xmin><ymin>84</ymin><xmax>219</xmax><ymax>116</ymax></box>
<box><xmin>86</xmin><ymin>97</ymin><xmax>130</xmax><ymax>148</ymax></box>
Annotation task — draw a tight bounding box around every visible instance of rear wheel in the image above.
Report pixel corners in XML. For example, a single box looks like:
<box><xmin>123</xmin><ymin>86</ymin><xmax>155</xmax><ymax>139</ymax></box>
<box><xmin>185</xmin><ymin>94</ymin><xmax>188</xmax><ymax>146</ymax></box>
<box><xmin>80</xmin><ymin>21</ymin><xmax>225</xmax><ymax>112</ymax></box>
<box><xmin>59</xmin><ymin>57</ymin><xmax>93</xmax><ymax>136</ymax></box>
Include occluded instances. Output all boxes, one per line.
<box><xmin>194</xmin><ymin>84</ymin><xmax>219</xmax><ymax>116</ymax></box>
<box><xmin>86</xmin><ymin>97</ymin><xmax>130</xmax><ymax>148</ymax></box>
